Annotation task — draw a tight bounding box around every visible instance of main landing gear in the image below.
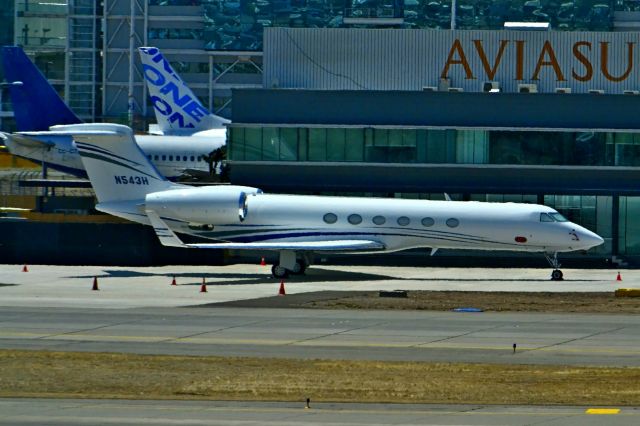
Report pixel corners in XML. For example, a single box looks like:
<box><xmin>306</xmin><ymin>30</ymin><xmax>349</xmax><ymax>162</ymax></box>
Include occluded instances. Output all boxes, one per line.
<box><xmin>271</xmin><ymin>260</ymin><xmax>307</xmax><ymax>278</ymax></box>
<box><xmin>545</xmin><ymin>252</ymin><xmax>564</xmax><ymax>281</ymax></box>
<box><xmin>270</xmin><ymin>251</ymin><xmax>311</xmax><ymax>279</ymax></box>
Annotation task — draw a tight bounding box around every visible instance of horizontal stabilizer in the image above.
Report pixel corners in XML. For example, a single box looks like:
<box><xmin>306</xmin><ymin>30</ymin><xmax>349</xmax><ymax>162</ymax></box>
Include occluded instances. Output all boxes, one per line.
<box><xmin>9</xmin><ymin>133</ymin><xmax>57</xmax><ymax>149</ymax></box>
<box><xmin>50</xmin><ymin>124</ymin><xmax>175</xmax><ymax>204</ymax></box>
<box><xmin>146</xmin><ymin>210</ymin><xmax>385</xmax><ymax>252</ymax></box>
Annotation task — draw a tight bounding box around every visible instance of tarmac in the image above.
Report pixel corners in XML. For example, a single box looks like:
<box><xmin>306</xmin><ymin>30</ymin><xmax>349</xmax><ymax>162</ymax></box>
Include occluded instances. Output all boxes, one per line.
<box><xmin>0</xmin><ymin>399</ymin><xmax>638</xmax><ymax>426</ymax></box>
<box><xmin>1</xmin><ymin>304</ymin><xmax>640</xmax><ymax>366</ymax></box>
<box><xmin>1</xmin><ymin>263</ymin><xmax>639</xmax><ymax>423</ymax></box>
<box><xmin>0</xmin><ymin>263</ymin><xmax>631</xmax><ymax>309</ymax></box>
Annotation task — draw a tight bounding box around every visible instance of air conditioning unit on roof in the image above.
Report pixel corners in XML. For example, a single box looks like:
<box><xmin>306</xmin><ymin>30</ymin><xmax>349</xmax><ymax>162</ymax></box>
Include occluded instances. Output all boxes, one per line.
<box><xmin>438</xmin><ymin>77</ymin><xmax>450</xmax><ymax>91</ymax></box>
<box><xmin>555</xmin><ymin>87</ymin><xmax>571</xmax><ymax>94</ymax></box>
<box><xmin>483</xmin><ymin>81</ymin><xmax>501</xmax><ymax>93</ymax></box>
<box><xmin>589</xmin><ymin>89</ymin><xmax>604</xmax><ymax>94</ymax></box>
<box><xmin>623</xmin><ymin>90</ymin><xmax>640</xmax><ymax>95</ymax></box>
<box><xmin>448</xmin><ymin>87</ymin><xmax>464</xmax><ymax>92</ymax></box>
<box><xmin>518</xmin><ymin>83</ymin><xmax>538</xmax><ymax>93</ymax></box>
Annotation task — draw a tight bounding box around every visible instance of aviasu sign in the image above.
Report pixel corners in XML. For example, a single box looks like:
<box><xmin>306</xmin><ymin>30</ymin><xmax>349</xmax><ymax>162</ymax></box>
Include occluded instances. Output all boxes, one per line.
<box><xmin>441</xmin><ymin>38</ymin><xmax>635</xmax><ymax>83</ymax></box>
<box><xmin>263</xmin><ymin>28</ymin><xmax>640</xmax><ymax>93</ymax></box>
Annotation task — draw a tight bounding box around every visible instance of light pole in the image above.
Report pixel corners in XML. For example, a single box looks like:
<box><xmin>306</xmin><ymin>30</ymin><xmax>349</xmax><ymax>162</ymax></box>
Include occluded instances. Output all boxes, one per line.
<box><xmin>451</xmin><ymin>0</ymin><xmax>456</xmax><ymax>30</ymax></box>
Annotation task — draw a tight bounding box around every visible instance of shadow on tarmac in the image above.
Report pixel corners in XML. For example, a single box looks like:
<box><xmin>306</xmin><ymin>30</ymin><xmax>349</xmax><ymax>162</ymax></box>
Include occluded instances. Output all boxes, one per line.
<box><xmin>65</xmin><ymin>267</ymin><xmax>604</xmax><ymax>284</ymax></box>
<box><xmin>65</xmin><ymin>268</ymin><xmax>396</xmax><ymax>285</ymax></box>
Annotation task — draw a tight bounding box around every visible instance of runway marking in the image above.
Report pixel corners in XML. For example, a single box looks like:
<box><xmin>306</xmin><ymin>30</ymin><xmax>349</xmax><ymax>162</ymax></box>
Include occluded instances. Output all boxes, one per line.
<box><xmin>585</xmin><ymin>408</ymin><xmax>620</xmax><ymax>414</ymax></box>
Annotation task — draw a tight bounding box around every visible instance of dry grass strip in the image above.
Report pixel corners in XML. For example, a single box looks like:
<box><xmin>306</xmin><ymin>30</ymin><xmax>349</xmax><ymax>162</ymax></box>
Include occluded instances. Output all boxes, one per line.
<box><xmin>303</xmin><ymin>291</ymin><xmax>640</xmax><ymax>313</ymax></box>
<box><xmin>1</xmin><ymin>349</ymin><xmax>640</xmax><ymax>404</ymax></box>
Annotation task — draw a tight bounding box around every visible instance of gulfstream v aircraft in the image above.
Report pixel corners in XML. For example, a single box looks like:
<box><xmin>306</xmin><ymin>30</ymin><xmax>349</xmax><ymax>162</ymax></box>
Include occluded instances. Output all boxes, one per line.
<box><xmin>0</xmin><ymin>46</ymin><xmax>224</xmax><ymax>180</ymax></box>
<box><xmin>53</xmin><ymin>123</ymin><xmax>603</xmax><ymax>281</ymax></box>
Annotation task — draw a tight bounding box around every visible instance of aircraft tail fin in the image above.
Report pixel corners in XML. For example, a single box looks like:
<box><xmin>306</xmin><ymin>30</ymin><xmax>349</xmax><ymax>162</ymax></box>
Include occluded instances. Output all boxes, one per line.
<box><xmin>48</xmin><ymin>123</ymin><xmax>180</xmax><ymax>203</ymax></box>
<box><xmin>1</xmin><ymin>46</ymin><xmax>82</xmax><ymax>131</ymax></box>
<box><xmin>138</xmin><ymin>47</ymin><xmax>229</xmax><ymax>134</ymax></box>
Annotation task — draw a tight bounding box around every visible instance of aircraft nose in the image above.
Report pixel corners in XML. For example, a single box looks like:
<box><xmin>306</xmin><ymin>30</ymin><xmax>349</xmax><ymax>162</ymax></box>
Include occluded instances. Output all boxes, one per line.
<box><xmin>574</xmin><ymin>228</ymin><xmax>604</xmax><ymax>249</ymax></box>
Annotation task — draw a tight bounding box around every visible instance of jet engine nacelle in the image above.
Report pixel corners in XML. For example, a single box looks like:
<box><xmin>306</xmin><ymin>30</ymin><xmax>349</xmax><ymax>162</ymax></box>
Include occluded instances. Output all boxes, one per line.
<box><xmin>145</xmin><ymin>185</ymin><xmax>261</xmax><ymax>224</ymax></box>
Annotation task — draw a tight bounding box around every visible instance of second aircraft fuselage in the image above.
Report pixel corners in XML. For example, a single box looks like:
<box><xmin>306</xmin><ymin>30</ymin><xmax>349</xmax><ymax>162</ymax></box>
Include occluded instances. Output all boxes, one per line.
<box><xmin>6</xmin><ymin>130</ymin><xmax>226</xmax><ymax>180</ymax></box>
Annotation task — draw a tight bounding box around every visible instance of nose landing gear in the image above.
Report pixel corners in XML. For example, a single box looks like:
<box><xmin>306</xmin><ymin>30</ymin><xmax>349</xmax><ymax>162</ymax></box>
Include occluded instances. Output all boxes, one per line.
<box><xmin>545</xmin><ymin>252</ymin><xmax>564</xmax><ymax>281</ymax></box>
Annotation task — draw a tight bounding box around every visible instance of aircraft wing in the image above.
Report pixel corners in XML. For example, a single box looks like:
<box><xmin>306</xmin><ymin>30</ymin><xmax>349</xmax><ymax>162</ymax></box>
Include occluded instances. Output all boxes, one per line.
<box><xmin>146</xmin><ymin>210</ymin><xmax>385</xmax><ymax>252</ymax></box>
<box><xmin>179</xmin><ymin>240</ymin><xmax>385</xmax><ymax>251</ymax></box>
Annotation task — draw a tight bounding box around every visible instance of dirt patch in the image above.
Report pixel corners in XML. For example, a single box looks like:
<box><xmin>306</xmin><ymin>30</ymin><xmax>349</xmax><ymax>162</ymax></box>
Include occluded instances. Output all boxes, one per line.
<box><xmin>207</xmin><ymin>291</ymin><xmax>640</xmax><ymax>313</ymax></box>
<box><xmin>300</xmin><ymin>291</ymin><xmax>640</xmax><ymax>313</ymax></box>
<box><xmin>1</xmin><ymin>349</ymin><xmax>640</xmax><ymax>405</ymax></box>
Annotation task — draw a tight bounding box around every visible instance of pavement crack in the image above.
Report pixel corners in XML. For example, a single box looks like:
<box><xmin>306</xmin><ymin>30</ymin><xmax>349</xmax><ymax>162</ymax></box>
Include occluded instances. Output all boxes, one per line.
<box><xmin>523</xmin><ymin>412</ymin><xmax>580</xmax><ymax>425</ymax></box>
<box><xmin>38</xmin><ymin>320</ymin><xmax>142</xmax><ymax>340</ymax></box>
<box><xmin>161</xmin><ymin>319</ymin><xmax>272</xmax><ymax>343</ymax></box>
<box><xmin>521</xmin><ymin>325</ymin><xmax>628</xmax><ymax>353</ymax></box>
<box><xmin>412</xmin><ymin>323</ymin><xmax>506</xmax><ymax>347</ymax></box>
<box><xmin>287</xmin><ymin>321</ymin><xmax>390</xmax><ymax>346</ymax></box>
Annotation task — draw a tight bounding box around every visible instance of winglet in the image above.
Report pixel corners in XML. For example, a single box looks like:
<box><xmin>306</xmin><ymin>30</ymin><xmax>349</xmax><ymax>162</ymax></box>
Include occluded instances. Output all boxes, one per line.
<box><xmin>146</xmin><ymin>209</ymin><xmax>186</xmax><ymax>248</ymax></box>
<box><xmin>1</xmin><ymin>46</ymin><xmax>82</xmax><ymax>131</ymax></box>
<box><xmin>51</xmin><ymin>123</ymin><xmax>176</xmax><ymax>204</ymax></box>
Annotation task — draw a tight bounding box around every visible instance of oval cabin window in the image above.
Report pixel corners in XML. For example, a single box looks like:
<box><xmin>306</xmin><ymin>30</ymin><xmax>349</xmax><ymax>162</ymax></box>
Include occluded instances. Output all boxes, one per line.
<box><xmin>446</xmin><ymin>218</ymin><xmax>460</xmax><ymax>228</ymax></box>
<box><xmin>372</xmin><ymin>215</ymin><xmax>386</xmax><ymax>225</ymax></box>
<box><xmin>397</xmin><ymin>216</ymin><xmax>410</xmax><ymax>226</ymax></box>
<box><xmin>348</xmin><ymin>214</ymin><xmax>362</xmax><ymax>225</ymax></box>
<box><xmin>421</xmin><ymin>217</ymin><xmax>435</xmax><ymax>227</ymax></box>
<box><xmin>323</xmin><ymin>213</ymin><xmax>338</xmax><ymax>224</ymax></box>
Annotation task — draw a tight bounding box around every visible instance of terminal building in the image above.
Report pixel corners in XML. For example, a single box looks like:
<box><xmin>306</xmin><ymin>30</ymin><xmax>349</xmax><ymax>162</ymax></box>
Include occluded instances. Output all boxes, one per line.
<box><xmin>2</xmin><ymin>0</ymin><xmax>640</xmax><ymax>129</ymax></box>
<box><xmin>3</xmin><ymin>1</ymin><xmax>640</xmax><ymax>264</ymax></box>
<box><xmin>227</xmin><ymin>28</ymin><xmax>640</xmax><ymax>261</ymax></box>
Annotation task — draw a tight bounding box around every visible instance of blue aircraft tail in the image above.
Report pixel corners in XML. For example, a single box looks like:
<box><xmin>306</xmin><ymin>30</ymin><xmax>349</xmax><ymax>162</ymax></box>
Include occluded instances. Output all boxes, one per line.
<box><xmin>1</xmin><ymin>46</ymin><xmax>82</xmax><ymax>131</ymax></box>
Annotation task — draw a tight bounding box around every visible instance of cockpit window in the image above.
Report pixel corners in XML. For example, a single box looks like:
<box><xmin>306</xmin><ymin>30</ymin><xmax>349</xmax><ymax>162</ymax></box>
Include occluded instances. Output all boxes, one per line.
<box><xmin>549</xmin><ymin>213</ymin><xmax>568</xmax><ymax>222</ymax></box>
<box><xmin>540</xmin><ymin>213</ymin><xmax>554</xmax><ymax>222</ymax></box>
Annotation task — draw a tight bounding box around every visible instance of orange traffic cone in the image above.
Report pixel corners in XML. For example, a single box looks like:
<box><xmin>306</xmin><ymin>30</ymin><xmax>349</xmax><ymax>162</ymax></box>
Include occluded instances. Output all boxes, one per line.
<box><xmin>260</xmin><ymin>257</ymin><xmax>266</xmax><ymax>266</ymax></box>
<box><xmin>22</xmin><ymin>265</ymin><xmax>28</xmax><ymax>272</ymax></box>
<box><xmin>92</xmin><ymin>276</ymin><xmax>99</xmax><ymax>291</ymax></box>
<box><xmin>278</xmin><ymin>280</ymin><xmax>286</xmax><ymax>296</ymax></box>
<box><xmin>171</xmin><ymin>276</ymin><xmax>177</xmax><ymax>286</ymax></box>
<box><xmin>617</xmin><ymin>272</ymin><xmax>622</xmax><ymax>281</ymax></box>
<box><xmin>200</xmin><ymin>277</ymin><xmax>207</xmax><ymax>293</ymax></box>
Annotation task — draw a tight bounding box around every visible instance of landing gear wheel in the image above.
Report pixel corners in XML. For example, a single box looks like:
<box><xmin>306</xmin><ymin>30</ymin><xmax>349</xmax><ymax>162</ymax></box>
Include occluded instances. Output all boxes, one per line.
<box><xmin>545</xmin><ymin>253</ymin><xmax>564</xmax><ymax>281</ymax></box>
<box><xmin>290</xmin><ymin>260</ymin><xmax>307</xmax><ymax>275</ymax></box>
<box><xmin>271</xmin><ymin>263</ymin><xmax>289</xmax><ymax>279</ymax></box>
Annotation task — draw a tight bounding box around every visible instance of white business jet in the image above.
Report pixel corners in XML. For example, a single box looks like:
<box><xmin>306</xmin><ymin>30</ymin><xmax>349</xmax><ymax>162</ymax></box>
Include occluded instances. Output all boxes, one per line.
<box><xmin>50</xmin><ymin>123</ymin><xmax>603</xmax><ymax>280</ymax></box>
